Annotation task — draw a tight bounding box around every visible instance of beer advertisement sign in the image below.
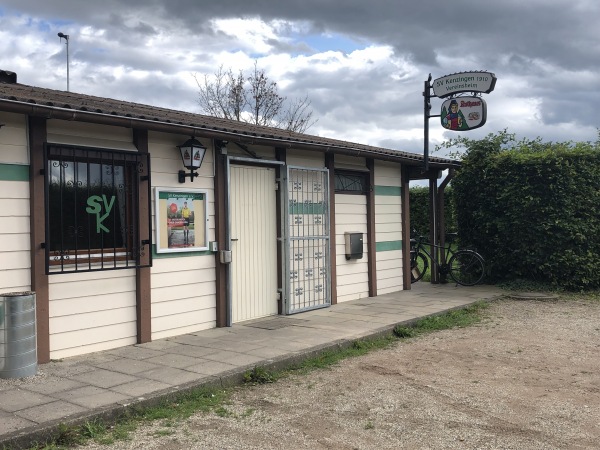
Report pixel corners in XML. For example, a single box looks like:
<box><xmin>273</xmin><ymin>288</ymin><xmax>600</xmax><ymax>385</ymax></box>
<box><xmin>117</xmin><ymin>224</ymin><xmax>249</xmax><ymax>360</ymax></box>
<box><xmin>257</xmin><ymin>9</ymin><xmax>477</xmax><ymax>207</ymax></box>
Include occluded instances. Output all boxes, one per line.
<box><xmin>440</xmin><ymin>96</ymin><xmax>487</xmax><ymax>131</ymax></box>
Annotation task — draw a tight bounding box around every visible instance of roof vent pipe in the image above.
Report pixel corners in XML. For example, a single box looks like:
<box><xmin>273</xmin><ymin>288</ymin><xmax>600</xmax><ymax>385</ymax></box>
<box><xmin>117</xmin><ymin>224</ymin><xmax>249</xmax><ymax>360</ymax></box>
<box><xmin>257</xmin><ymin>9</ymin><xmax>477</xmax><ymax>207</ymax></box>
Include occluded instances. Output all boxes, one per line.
<box><xmin>0</xmin><ymin>70</ymin><xmax>17</xmax><ymax>84</ymax></box>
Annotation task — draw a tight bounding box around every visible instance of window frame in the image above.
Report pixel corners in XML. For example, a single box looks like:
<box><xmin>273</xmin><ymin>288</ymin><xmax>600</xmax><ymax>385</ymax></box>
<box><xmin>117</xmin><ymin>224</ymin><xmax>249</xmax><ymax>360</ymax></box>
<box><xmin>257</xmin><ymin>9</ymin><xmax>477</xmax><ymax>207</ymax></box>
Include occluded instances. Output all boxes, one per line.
<box><xmin>44</xmin><ymin>144</ymin><xmax>152</xmax><ymax>274</ymax></box>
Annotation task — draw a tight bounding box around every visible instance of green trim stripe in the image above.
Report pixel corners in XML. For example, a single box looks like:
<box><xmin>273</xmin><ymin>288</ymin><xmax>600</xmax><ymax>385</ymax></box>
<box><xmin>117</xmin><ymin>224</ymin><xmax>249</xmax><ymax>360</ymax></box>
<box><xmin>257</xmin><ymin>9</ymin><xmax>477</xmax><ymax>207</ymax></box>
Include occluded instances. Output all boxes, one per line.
<box><xmin>376</xmin><ymin>240</ymin><xmax>403</xmax><ymax>252</ymax></box>
<box><xmin>159</xmin><ymin>191</ymin><xmax>205</xmax><ymax>200</ymax></box>
<box><xmin>0</xmin><ymin>164</ymin><xmax>29</xmax><ymax>182</ymax></box>
<box><xmin>289</xmin><ymin>201</ymin><xmax>326</xmax><ymax>215</ymax></box>
<box><xmin>152</xmin><ymin>245</ymin><xmax>214</xmax><ymax>259</ymax></box>
<box><xmin>374</xmin><ymin>185</ymin><xmax>402</xmax><ymax>196</ymax></box>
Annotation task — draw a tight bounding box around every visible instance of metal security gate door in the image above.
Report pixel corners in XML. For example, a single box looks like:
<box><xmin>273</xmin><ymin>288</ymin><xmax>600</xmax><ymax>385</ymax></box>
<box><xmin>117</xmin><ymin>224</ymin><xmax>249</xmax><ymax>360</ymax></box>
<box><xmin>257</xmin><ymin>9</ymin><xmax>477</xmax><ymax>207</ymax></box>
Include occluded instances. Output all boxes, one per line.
<box><xmin>285</xmin><ymin>166</ymin><xmax>331</xmax><ymax>314</ymax></box>
<box><xmin>230</xmin><ymin>165</ymin><xmax>279</xmax><ymax>323</ymax></box>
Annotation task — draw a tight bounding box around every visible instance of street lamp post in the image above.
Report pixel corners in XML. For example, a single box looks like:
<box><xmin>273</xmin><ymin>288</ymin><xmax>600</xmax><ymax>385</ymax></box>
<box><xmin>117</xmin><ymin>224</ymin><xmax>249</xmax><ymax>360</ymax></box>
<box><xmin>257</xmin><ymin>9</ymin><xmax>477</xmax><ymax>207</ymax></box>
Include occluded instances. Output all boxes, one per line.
<box><xmin>57</xmin><ymin>32</ymin><xmax>69</xmax><ymax>92</ymax></box>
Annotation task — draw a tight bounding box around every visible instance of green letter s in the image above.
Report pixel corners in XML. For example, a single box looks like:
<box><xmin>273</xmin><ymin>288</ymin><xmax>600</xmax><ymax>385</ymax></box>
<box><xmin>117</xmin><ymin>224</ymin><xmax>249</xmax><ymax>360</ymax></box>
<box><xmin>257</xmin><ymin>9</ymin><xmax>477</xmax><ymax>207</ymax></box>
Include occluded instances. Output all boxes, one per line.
<box><xmin>86</xmin><ymin>195</ymin><xmax>102</xmax><ymax>214</ymax></box>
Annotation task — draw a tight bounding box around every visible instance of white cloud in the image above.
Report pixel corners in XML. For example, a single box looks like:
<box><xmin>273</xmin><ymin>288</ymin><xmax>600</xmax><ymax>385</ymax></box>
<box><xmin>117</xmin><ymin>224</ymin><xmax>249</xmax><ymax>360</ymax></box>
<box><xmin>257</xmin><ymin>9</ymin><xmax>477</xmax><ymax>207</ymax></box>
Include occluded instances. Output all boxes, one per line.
<box><xmin>0</xmin><ymin>0</ymin><xmax>598</xmax><ymax>152</ymax></box>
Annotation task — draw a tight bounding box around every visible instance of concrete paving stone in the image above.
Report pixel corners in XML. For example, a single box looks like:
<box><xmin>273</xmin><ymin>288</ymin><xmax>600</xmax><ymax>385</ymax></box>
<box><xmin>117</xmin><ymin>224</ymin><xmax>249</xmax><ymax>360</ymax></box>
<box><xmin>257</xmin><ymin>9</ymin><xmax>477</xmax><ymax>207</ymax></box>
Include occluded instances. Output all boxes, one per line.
<box><xmin>328</xmin><ymin>312</ymin><xmax>380</xmax><ymax>321</ymax></box>
<box><xmin>369</xmin><ymin>306</ymin><xmax>410</xmax><ymax>314</ymax></box>
<box><xmin>353</xmin><ymin>315</ymin><xmax>403</xmax><ymax>324</ymax></box>
<box><xmin>267</xmin><ymin>340</ymin><xmax>319</xmax><ymax>352</ymax></box>
<box><xmin>291</xmin><ymin>325</ymin><xmax>351</xmax><ymax>338</ymax></box>
<box><xmin>294</xmin><ymin>310</ymin><xmax>332</xmax><ymax>318</ymax></box>
<box><xmin>52</xmin><ymin>385</ymin><xmax>109</xmax><ymax>402</ymax></box>
<box><xmin>139</xmin><ymin>366</ymin><xmax>205</xmax><ymax>386</ymax></box>
<box><xmin>70</xmin><ymin>368</ymin><xmax>139</xmax><ymax>388</ymax></box>
<box><xmin>244</xmin><ymin>346</ymin><xmax>292</xmax><ymax>359</ymax></box>
<box><xmin>192</xmin><ymin>327</ymin><xmax>238</xmax><ymax>338</ymax></box>
<box><xmin>20</xmin><ymin>377</ymin><xmax>86</xmax><ymax>395</ymax></box>
<box><xmin>0</xmin><ymin>389</ymin><xmax>57</xmax><ymax>413</ymax></box>
<box><xmin>60</xmin><ymin>389</ymin><xmax>132</xmax><ymax>409</ymax></box>
<box><xmin>295</xmin><ymin>315</ymin><xmax>350</xmax><ymax>324</ymax></box>
<box><xmin>165</xmin><ymin>334</ymin><xmax>214</xmax><ymax>345</ymax></box>
<box><xmin>98</xmin><ymin>358</ymin><xmax>163</xmax><ymax>375</ymax></box>
<box><xmin>214</xmin><ymin>329</ymin><xmax>276</xmax><ymax>342</ymax></box>
<box><xmin>105</xmin><ymin>346</ymin><xmax>166</xmax><ymax>360</ymax></box>
<box><xmin>290</xmin><ymin>323</ymin><xmax>356</xmax><ymax>335</ymax></box>
<box><xmin>166</xmin><ymin>337</ymin><xmax>222</xmax><ymax>348</ymax></box>
<box><xmin>202</xmin><ymin>350</ymin><xmax>266</xmax><ymax>366</ymax></box>
<box><xmin>109</xmin><ymin>378</ymin><xmax>173</xmax><ymax>397</ymax></box>
<box><xmin>137</xmin><ymin>339</ymin><xmax>184</xmax><ymax>351</ymax></box>
<box><xmin>68</xmin><ymin>352</ymin><xmax>122</xmax><ymax>366</ymax></box>
<box><xmin>335</xmin><ymin>320</ymin><xmax>385</xmax><ymax>332</ymax></box>
<box><xmin>185</xmin><ymin>360</ymin><xmax>239</xmax><ymax>376</ymax></box>
<box><xmin>144</xmin><ymin>353</ymin><xmax>205</xmax><ymax>369</ymax></box>
<box><xmin>159</xmin><ymin>343</ymin><xmax>219</xmax><ymax>358</ymax></box>
<box><xmin>0</xmin><ymin>410</ymin><xmax>36</xmax><ymax>434</ymax></box>
<box><xmin>191</xmin><ymin>340</ymin><xmax>265</xmax><ymax>353</ymax></box>
<box><xmin>16</xmin><ymin>400</ymin><xmax>88</xmax><ymax>423</ymax></box>
<box><xmin>41</xmin><ymin>362</ymin><xmax>97</xmax><ymax>378</ymax></box>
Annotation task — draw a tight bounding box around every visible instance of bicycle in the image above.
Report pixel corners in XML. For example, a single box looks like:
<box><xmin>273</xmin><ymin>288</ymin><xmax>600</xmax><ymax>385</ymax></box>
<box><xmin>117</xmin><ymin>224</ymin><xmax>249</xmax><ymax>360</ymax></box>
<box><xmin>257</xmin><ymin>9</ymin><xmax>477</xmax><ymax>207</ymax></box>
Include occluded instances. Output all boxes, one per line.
<box><xmin>410</xmin><ymin>231</ymin><xmax>485</xmax><ymax>286</ymax></box>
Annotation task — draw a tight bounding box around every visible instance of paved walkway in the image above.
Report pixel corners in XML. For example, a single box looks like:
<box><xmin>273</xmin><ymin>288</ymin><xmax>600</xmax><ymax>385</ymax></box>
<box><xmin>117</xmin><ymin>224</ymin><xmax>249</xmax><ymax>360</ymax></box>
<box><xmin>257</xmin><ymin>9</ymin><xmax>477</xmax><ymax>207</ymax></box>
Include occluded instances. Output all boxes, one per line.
<box><xmin>0</xmin><ymin>283</ymin><xmax>504</xmax><ymax>449</ymax></box>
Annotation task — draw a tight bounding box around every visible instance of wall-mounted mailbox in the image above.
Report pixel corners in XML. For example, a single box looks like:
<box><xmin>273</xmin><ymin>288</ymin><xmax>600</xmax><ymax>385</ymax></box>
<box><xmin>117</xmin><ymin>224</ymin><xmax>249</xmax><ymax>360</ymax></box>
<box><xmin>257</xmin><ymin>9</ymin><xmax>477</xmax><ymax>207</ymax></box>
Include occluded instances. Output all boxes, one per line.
<box><xmin>344</xmin><ymin>232</ymin><xmax>363</xmax><ymax>260</ymax></box>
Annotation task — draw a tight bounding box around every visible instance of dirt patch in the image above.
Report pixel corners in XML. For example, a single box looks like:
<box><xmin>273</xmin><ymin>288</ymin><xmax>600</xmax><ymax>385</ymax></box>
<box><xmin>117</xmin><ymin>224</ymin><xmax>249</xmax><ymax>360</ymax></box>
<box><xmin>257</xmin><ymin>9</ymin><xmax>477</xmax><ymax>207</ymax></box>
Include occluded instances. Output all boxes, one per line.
<box><xmin>84</xmin><ymin>298</ymin><xmax>600</xmax><ymax>449</ymax></box>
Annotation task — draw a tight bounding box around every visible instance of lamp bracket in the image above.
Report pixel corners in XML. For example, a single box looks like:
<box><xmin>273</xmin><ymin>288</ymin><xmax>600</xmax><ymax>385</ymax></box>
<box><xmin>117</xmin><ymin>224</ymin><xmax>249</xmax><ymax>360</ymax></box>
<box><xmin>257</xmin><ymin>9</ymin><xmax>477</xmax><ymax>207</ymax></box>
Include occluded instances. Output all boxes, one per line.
<box><xmin>178</xmin><ymin>170</ymin><xmax>199</xmax><ymax>183</ymax></box>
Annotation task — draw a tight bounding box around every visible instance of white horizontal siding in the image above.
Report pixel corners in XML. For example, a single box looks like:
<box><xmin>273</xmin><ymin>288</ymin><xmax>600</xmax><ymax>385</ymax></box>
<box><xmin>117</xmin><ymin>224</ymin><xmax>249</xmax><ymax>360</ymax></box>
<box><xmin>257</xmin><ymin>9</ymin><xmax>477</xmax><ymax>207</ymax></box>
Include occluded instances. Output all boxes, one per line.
<box><xmin>375</xmin><ymin>243</ymin><xmax>403</xmax><ymax>295</ymax></box>
<box><xmin>228</xmin><ymin>144</ymin><xmax>275</xmax><ymax>160</ymax></box>
<box><xmin>335</xmin><ymin>154</ymin><xmax>367</xmax><ymax>171</ymax></box>
<box><xmin>0</xmin><ymin>112</ymin><xmax>28</xmax><ymax>164</ymax></box>
<box><xmin>47</xmin><ymin>120</ymin><xmax>136</xmax><ymax>151</ymax></box>
<box><xmin>50</xmin><ymin>325</ymin><xmax>137</xmax><ymax>360</ymax></box>
<box><xmin>0</xmin><ymin>179</ymin><xmax>31</xmax><ymax>293</ymax></box>
<box><xmin>150</xmin><ymin>255</ymin><xmax>217</xmax><ymax>339</ymax></box>
<box><xmin>374</xmin><ymin>160</ymin><xmax>402</xmax><ymax>187</ymax></box>
<box><xmin>48</xmin><ymin>270</ymin><xmax>137</xmax><ymax>359</ymax></box>
<box><xmin>286</xmin><ymin>149</ymin><xmax>324</xmax><ymax>168</ymax></box>
<box><xmin>335</xmin><ymin>194</ymin><xmax>368</xmax><ymax>303</ymax></box>
<box><xmin>375</xmin><ymin>161</ymin><xmax>404</xmax><ymax>294</ymax></box>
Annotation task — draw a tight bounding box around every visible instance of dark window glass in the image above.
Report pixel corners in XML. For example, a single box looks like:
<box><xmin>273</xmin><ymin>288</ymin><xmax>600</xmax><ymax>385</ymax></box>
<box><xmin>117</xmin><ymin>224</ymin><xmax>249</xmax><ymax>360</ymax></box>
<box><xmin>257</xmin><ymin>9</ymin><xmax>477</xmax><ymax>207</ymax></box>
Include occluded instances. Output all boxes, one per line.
<box><xmin>334</xmin><ymin>170</ymin><xmax>369</xmax><ymax>194</ymax></box>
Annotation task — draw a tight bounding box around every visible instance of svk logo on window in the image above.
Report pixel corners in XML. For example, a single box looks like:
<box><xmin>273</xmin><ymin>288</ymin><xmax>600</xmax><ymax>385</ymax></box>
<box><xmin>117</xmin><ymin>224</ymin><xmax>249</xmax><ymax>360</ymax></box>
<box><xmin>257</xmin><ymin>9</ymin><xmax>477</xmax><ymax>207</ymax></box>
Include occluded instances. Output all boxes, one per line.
<box><xmin>86</xmin><ymin>195</ymin><xmax>116</xmax><ymax>233</ymax></box>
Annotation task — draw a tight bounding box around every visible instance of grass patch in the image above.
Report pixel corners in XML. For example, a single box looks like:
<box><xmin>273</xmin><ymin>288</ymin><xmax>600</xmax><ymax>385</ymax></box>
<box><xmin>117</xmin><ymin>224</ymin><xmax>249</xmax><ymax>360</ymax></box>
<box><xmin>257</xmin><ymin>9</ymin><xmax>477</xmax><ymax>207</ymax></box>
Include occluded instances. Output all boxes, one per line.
<box><xmin>291</xmin><ymin>335</ymin><xmax>398</xmax><ymax>376</ymax></box>
<box><xmin>243</xmin><ymin>366</ymin><xmax>278</xmax><ymax>384</ymax></box>
<box><xmin>24</xmin><ymin>387</ymin><xmax>229</xmax><ymax>450</ymax></box>
<box><xmin>394</xmin><ymin>301</ymin><xmax>488</xmax><ymax>338</ymax></box>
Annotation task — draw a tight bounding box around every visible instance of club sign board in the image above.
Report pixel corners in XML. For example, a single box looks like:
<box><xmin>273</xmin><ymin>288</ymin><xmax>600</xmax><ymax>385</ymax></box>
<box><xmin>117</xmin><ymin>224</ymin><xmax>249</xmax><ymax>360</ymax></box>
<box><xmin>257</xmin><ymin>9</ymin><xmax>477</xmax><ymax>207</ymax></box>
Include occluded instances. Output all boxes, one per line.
<box><xmin>441</xmin><ymin>96</ymin><xmax>487</xmax><ymax>131</ymax></box>
<box><xmin>433</xmin><ymin>71</ymin><xmax>496</xmax><ymax>98</ymax></box>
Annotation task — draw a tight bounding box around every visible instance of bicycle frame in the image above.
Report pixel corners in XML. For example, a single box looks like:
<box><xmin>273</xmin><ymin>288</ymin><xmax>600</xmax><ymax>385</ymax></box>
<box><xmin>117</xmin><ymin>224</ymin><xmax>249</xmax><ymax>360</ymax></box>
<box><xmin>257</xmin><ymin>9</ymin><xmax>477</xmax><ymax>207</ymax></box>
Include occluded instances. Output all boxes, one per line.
<box><xmin>411</xmin><ymin>237</ymin><xmax>455</xmax><ymax>275</ymax></box>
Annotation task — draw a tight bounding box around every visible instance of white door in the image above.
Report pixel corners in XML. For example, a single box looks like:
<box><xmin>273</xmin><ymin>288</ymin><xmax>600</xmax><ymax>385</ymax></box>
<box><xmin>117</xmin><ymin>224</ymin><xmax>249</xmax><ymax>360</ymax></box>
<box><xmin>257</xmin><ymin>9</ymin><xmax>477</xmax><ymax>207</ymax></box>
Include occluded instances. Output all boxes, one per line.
<box><xmin>230</xmin><ymin>165</ymin><xmax>278</xmax><ymax>323</ymax></box>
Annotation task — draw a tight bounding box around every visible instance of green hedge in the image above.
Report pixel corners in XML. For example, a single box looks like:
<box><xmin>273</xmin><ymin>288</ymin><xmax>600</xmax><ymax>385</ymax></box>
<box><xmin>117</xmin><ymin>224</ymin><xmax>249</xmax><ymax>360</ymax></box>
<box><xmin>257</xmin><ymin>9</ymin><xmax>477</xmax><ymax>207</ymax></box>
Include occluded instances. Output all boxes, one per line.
<box><xmin>450</xmin><ymin>132</ymin><xmax>600</xmax><ymax>289</ymax></box>
<box><xmin>409</xmin><ymin>186</ymin><xmax>457</xmax><ymax>237</ymax></box>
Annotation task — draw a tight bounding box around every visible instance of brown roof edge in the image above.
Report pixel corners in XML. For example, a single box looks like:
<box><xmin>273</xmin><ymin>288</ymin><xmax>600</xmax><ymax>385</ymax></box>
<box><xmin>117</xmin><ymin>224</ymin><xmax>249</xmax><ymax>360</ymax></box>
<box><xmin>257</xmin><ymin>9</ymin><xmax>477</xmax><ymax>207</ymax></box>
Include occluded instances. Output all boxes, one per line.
<box><xmin>0</xmin><ymin>91</ymin><xmax>459</xmax><ymax>170</ymax></box>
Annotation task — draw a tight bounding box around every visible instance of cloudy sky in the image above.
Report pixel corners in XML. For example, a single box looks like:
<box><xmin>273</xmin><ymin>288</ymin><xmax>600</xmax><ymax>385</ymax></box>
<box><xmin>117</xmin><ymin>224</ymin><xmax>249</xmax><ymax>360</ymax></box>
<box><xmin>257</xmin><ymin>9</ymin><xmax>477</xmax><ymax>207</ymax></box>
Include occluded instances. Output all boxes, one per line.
<box><xmin>0</xmin><ymin>0</ymin><xmax>598</xmax><ymax>156</ymax></box>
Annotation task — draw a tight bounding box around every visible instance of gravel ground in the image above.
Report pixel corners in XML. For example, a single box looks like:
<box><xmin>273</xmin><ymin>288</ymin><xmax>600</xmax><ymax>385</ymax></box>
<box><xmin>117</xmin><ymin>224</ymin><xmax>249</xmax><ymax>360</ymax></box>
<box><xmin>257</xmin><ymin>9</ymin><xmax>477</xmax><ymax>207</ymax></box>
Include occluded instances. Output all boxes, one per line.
<box><xmin>80</xmin><ymin>298</ymin><xmax>600</xmax><ymax>450</ymax></box>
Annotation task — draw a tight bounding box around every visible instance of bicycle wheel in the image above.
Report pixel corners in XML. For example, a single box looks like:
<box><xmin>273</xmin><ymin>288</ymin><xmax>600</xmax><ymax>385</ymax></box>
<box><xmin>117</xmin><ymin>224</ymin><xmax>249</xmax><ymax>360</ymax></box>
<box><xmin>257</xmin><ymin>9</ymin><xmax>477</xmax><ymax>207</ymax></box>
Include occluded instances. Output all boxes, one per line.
<box><xmin>448</xmin><ymin>250</ymin><xmax>485</xmax><ymax>286</ymax></box>
<box><xmin>411</xmin><ymin>252</ymin><xmax>428</xmax><ymax>283</ymax></box>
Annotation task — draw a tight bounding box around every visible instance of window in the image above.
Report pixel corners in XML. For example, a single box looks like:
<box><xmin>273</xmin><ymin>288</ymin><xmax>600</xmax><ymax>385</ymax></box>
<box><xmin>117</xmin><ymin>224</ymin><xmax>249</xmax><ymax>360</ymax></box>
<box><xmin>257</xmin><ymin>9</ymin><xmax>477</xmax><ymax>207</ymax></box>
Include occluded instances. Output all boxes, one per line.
<box><xmin>44</xmin><ymin>144</ymin><xmax>152</xmax><ymax>274</ymax></box>
<box><xmin>334</xmin><ymin>170</ymin><xmax>369</xmax><ymax>194</ymax></box>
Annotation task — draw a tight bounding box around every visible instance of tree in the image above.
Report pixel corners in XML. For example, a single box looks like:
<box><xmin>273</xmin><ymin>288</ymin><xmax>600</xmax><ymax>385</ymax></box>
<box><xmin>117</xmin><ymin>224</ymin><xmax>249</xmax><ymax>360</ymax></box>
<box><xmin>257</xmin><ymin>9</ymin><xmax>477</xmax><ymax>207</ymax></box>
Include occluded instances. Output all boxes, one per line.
<box><xmin>195</xmin><ymin>62</ymin><xmax>316</xmax><ymax>133</ymax></box>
